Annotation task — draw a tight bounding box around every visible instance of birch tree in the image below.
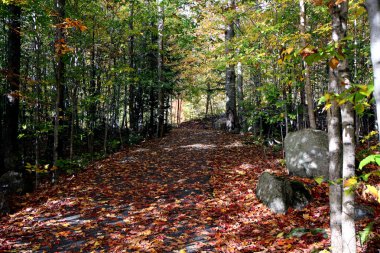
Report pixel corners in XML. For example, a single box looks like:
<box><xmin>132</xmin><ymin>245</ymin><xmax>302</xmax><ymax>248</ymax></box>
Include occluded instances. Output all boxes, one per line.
<box><xmin>328</xmin><ymin>1</ymin><xmax>356</xmax><ymax>252</ymax></box>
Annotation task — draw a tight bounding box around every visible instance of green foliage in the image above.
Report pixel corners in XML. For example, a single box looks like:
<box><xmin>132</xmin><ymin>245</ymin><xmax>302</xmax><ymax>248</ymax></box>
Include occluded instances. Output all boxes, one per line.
<box><xmin>287</xmin><ymin>228</ymin><xmax>327</xmax><ymax>239</ymax></box>
<box><xmin>129</xmin><ymin>133</ymin><xmax>143</xmax><ymax>145</ymax></box>
<box><xmin>318</xmin><ymin>83</ymin><xmax>373</xmax><ymax>114</ymax></box>
<box><xmin>359</xmin><ymin>154</ymin><xmax>380</xmax><ymax>170</ymax></box>
<box><xmin>359</xmin><ymin>222</ymin><xmax>374</xmax><ymax>245</ymax></box>
<box><xmin>314</xmin><ymin>176</ymin><xmax>325</xmax><ymax>185</ymax></box>
<box><xmin>357</xmin><ymin>154</ymin><xmax>380</xmax><ymax>186</ymax></box>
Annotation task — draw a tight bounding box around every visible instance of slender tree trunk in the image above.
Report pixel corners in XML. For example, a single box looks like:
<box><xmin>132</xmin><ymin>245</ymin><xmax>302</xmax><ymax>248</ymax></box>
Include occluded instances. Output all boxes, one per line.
<box><xmin>157</xmin><ymin>0</ymin><xmax>165</xmax><ymax>137</ymax></box>
<box><xmin>206</xmin><ymin>83</ymin><xmax>211</xmax><ymax>116</ymax></box>
<box><xmin>128</xmin><ymin>0</ymin><xmax>137</xmax><ymax>132</ymax></box>
<box><xmin>328</xmin><ymin>70</ymin><xmax>343</xmax><ymax>253</ymax></box>
<box><xmin>53</xmin><ymin>0</ymin><xmax>66</xmax><ymax>173</ymax></box>
<box><xmin>136</xmin><ymin>82</ymin><xmax>144</xmax><ymax>132</ymax></box>
<box><xmin>121</xmin><ymin>58</ymin><xmax>128</xmax><ymax>131</ymax></box>
<box><xmin>225</xmin><ymin>0</ymin><xmax>238</xmax><ymax>133</ymax></box>
<box><xmin>1</xmin><ymin>4</ymin><xmax>21</xmax><ymax>175</ymax></box>
<box><xmin>88</xmin><ymin>17</ymin><xmax>97</xmax><ymax>155</ymax></box>
<box><xmin>70</xmin><ymin>85</ymin><xmax>78</xmax><ymax>161</ymax></box>
<box><xmin>283</xmin><ymin>84</ymin><xmax>289</xmax><ymax>135</ymax></box>
<box><xmin>33</xmin><ymin>13</ymin><xmax>42</xmax><ymax>187</ymax></box>
<box><xmin>366</xmin><ymin>0</ymin><xmax>380</xmax><ymax>140</ymax></box>
<box><xmin>329</xmin><ymin>6</ymin><xmax>343</xmax><ymax>253</ymax></box>
<box><xmin>328</xmin><ymin>1</ymin><xmax>356</xmax><ymax>252</ymax></box>
<box><xmin>103</xmin><ymin>87</ymin><xmax>110</xmax><ymax>155</ymax></box>
<box><xmin>236</xmin><ymin>18</ymin><xmax>244</xmax><ymax>131</ymax></box>
<box><xmin>335</xmin><ymin>2</ymin><xmax>356</xmax><ymax>252</ymax></box>
<box><xmin>149</xmin><ymin>86</ymin><xmax>156</xmax><ymax>137</ymax></box>
<box><xmin>237</xmin><ymin>62</ymin><xmax>244</xmax><ymax>131</ymax></box>
<box><xmin>177</xmin><ymin>95</ymin><xmax>181</xmax><ymax>125</ymax></box>
<box><xmin>300</xmin><ymin>0</ymin><xmax>316</xmax><ymax>129</ymax></box>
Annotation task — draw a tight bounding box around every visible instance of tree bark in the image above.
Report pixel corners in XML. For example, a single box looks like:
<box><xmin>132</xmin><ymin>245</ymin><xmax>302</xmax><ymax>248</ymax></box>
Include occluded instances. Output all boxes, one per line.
<box><xmin>157</xmin><ymin>0</ymin><xmax>165</xmax><ymax>138</ymax></box>
<box><xmin>337</xmin><ymin>2</ymin><xmax>356</xmax><ymax>252</ymax></box>
<box><xmin>329</xmin><ymin>1</ymin><xmax>357</xmax><ymax>252</ymax></box>
<box><xmin>1</xmin><ymin>3</ymin><xmax>21</xmax><ymax>175</ymax></box>
<box><xmin>328</xmin><ymin>3</ymin><xmax>344</xmax><ymax>253</ymax></box>
<box><xmin>128</xmin><ymin>0</ymin><xmax>137</xmax><ymax>132</ymax></box>
<box><xmin>53</xmin><ymin>0</ymin><xmax>66</xmax><ymax>170</ymax></box>
<box><xmin>206</xmin><ymin>83</ymin><xmax>211</xmax><ymax>116</ymax></box>
<box><xmin>225</xmin><ymin>0</ymin><xmax>238</xmax><ymax>133</ymax></box>
<box><xmin>88</xmin><ymin>17</ymin><xmax>97</xmax><ymax>155</ymax></box>
<box><xmin>33</xmin><ymin>12</ymin><xmax>42</xmax><ymax>187</ymax></box>
<box><xmin>299</xmin><ymin>0</ymin><xmax>316</xmax><ymax>129</ymax></box>
<box><xmin>366</xmin><ymin>0</ymin><xmax>380</xmax><ymax>140</ymax></box>
<box><xmin>237</xmin><ymin>61</ymin><xmax>244</xmax><ymax>131</ymax></box>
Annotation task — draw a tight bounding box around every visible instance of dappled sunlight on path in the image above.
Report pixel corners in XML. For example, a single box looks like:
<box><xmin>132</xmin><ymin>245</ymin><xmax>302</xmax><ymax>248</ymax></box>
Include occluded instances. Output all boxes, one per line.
<box><xmin>0</xmin><ymin>128</ymin><xmax>336</xmax><ymax>252</ymax></box>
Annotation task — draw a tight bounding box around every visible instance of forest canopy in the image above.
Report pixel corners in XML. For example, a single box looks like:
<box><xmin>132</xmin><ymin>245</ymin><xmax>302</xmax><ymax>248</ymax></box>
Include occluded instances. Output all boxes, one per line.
<box><xmin>0</xmin><ymin>0</ymin><xmax>379</xmax><ymax>252</ymax></box>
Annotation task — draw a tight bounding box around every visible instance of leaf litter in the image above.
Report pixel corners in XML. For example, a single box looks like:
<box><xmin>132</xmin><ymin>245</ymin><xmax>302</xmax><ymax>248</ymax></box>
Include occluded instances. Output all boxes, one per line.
<box><xmin>0</xmin><ymin>125</ymin><xmax>379</xmax><ymax>252</ymax></box>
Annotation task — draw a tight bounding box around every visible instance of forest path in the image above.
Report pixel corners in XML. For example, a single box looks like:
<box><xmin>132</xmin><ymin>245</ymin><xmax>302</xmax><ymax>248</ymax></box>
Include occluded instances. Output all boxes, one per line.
<box><xmin>0</xmin><ymin>127</ymin><xmax>330</xmax><ymax>252</ymax></box>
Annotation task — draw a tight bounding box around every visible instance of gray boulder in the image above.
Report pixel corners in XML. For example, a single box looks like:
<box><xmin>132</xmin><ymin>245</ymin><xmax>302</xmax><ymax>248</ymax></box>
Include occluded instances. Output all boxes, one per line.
<box><xmin>355</xmin><ymin>204</ymin><xmax>374</xmax><ymax>220</ymax></box>
<box><xmin>0</xmin><ymin>171</ymin><xmax>24</xmax><ymax>193</ymax></box>
<box><xmin>256</xmin><ymin>172</ymin><xmax>311</xmax><ymax>214</ymax></box>
<box><xmin>213</xmin><ymin>118</ymin><xmax>227</xmax><ymax>130</ymax></box>
<box><xmin>284</xmin><ymin>129</ymin><xmax>329</xmax><ymax>179</ymax></box>
<box><xmin>0</xmin><ymin>171</ymin><xmax>24</xmax><ymax>214</ymax></box>
<box><xmin>0</xmin><ymin>189</ymin><xmax>9</xmax><ymax>214</ymax></box>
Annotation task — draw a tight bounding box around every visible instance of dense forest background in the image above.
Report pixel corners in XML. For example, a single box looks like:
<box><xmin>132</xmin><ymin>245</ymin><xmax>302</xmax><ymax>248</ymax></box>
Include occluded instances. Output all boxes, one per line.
<box><xmin>1</xmin><ymin>0</ymin><xmax>375</xmax><ymax>176</ymax></box>
<box><xmin>1</xmin><ymin>0</ymin><xmax>380</xmax><ymax>252</ymax></box>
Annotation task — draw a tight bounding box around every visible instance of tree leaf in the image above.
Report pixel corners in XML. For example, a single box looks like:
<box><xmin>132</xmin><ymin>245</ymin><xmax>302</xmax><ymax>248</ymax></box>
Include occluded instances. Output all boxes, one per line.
<box><xmin>359</xmin><ymin>155</ymin><xmax>380</xmax><ymax>169</ymax></box>
<box><xmin>314</xmin><ymin>176</ymin><xmax>324</xmax><ymax>185</ymax></box>
<box><xmin>344</xmin><ymin>177</ymin><xmax>357</xmax><ymax>188</ymax></box>
<box><xmin>329</xmin><ymin>57</ymin><xmax>339</xmax><ymax>69</ymax></box>
<box><xmin>365</xmin><ymin>185</ymin><xmax>379</xmax><ymax>200</ymax></box>
<box><xmin>359</xmin><ymin>222</ymin><xmax>373</xmax><ymax>245</ymax></box>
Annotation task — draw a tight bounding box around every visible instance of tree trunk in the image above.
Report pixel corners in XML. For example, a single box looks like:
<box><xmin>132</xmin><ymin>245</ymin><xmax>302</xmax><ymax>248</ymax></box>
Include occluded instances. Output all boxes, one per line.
<box><xmin>33</xmin><ymin>13</ymin><xmax>42</xmax><ymax>187</ymax></box>
<box><xmin>157</xmin><ymin>0</ymin><xmax>165</xmax><ymax>138</ymax></box>
<box><xmin>149</xmin><ymin>86</ymin><xmax>156</xmax><ymax>137</ymax></box>
<box><xmin>128</xmin><ymin>0</ymin><xmax>137</xmax><ymax>132</ymax></box>
<box><xmin>236</xmin><ymin>18</ymin><xmax>244</xmax><ymax>131</ymax></box>
<box><xmin>206</xmin><ymin>83</ymin><xmax>211</xmax><ymax>116</ymax></box>
<box><xmin>136</xmin><ymin>82</ymin><xmax>144</xmax><ymax>133</ymax></box>
<box><xmin>1</xmin><ymin>4</ymin><xmax>21</xmax><ymax>175</ymax></box>
<box><xmin>366</xmin><ymin>0</ymin><xmax>380</xmax><ymax>140</ymax></box>
<box><xmin>299</xmin><ymin>0</ymin><xmax>316</xmax><ymax>129</ymax></box>
<box><xmin>225</xmin><ymin>0</ymin><xmax>238</xmax><ymax>133</ymax></box>
<box><xmin>88</xmin><ymin>17</ymin><xmax>97</xmax><ymax>155</ymax></box>
<box><xmin>328</xmin><ymin>1</ymin><xmax>356</xmax><ymax>252</ymax></box>
<box><xmin>336</xmin><ymin>2</ymin><xmax>356</xmax><ymax>252</ymax></box>
<box><xmin>53</xmin><ymin>0</ymin><xmax>66</xmax><ymax>172</ymax></box>
<box><xmin>283</xmin><ymin>84</ymin><xmax>289</xmax><ymax>135</ymax></box>
<box><xmin>327</xmin><ymin>66</ymin><xmax>343</xmax><ymax>253</ymax></box>
<box><xmin>237</xmin><ymin>62</ymin><xmax>244</xmax><ymax>131</ymax></box>
<box><xmin>328</xmin><ymin>4</ymin><xmax>344</xmax><ymax>253</ymax></box>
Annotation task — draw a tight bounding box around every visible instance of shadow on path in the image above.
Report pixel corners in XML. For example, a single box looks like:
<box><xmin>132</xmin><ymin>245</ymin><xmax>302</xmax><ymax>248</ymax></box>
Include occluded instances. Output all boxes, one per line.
<box><xmin>0</xmin><ymin>128</ymin><xmax>337</xmax><ymax>252</ymax></box>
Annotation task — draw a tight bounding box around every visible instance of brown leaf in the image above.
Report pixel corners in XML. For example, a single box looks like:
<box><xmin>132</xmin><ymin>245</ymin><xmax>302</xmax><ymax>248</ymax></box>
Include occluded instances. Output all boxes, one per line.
<box><xmin>329</xmin><ymin>57</ymin><xmax>339</xmax><ymax>69</ymax></box>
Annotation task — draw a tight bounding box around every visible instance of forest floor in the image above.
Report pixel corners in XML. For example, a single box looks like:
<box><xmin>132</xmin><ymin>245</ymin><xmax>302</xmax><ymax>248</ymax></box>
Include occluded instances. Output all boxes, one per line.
<box><xmin>0</xmin><ymin>122</ymin><xmax>379</xmax><ymax>252</ymax></box>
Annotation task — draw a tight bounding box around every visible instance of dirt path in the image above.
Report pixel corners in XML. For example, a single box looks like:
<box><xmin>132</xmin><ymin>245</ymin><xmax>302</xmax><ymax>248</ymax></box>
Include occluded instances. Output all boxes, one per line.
<box><xmin>0</xmin><ymin>128</ymin><xmax>346</xmax><ymax>252</ymax></box>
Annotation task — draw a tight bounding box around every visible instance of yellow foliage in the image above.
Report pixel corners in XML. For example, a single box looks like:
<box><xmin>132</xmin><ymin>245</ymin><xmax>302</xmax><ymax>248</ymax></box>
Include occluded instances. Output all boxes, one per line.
<box><xmin>365</xmin><ymin>185</ymin><xmax>380</xmax><ymax>202</ymax></box>
<box><xmin>344</xmin><ymin>177</ymin><xmax>358</xmax><ymax>188</ymax></box>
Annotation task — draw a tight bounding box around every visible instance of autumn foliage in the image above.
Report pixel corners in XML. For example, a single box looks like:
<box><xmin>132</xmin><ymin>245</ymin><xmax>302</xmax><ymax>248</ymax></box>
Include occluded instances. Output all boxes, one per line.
<box><xmin>1</xmin><ymin>123</ymin><xmax>378</xmax><ymax>252</ymax></box>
